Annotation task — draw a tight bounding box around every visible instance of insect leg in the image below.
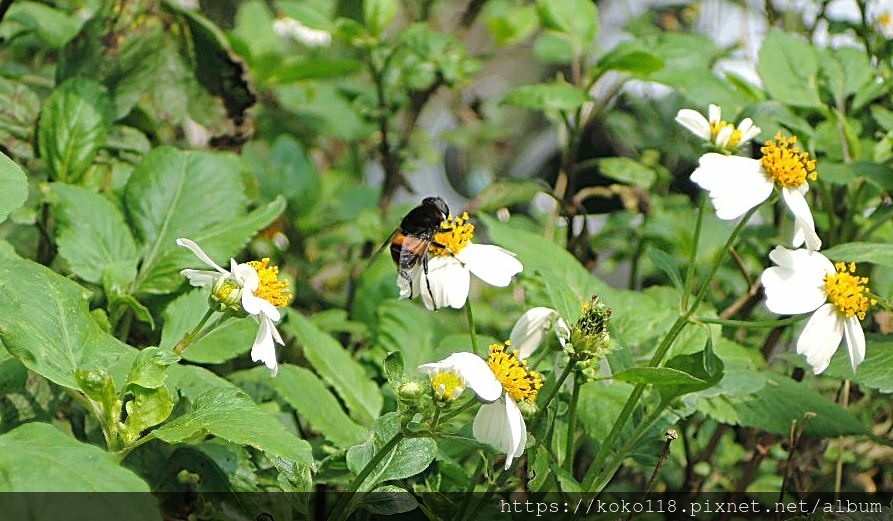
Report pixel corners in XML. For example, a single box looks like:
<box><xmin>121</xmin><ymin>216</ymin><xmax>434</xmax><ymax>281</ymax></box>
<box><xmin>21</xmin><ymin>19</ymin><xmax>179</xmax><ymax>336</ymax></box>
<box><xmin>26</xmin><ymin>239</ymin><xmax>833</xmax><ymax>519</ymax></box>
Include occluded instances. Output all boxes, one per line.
<box><xmin>422</xmin><ymin>253</ymin><xmax>438</xmax><ymax>310</ymax></box>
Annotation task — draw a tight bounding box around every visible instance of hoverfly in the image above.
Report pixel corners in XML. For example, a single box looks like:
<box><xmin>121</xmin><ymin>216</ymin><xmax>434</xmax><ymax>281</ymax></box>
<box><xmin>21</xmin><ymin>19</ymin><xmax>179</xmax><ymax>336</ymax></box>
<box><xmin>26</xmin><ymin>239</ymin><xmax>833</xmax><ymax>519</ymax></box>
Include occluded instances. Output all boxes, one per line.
<box><xmin>387</xmin><ymin>196</ymin><xmax>450</xmax><ymax>305</ymax></box>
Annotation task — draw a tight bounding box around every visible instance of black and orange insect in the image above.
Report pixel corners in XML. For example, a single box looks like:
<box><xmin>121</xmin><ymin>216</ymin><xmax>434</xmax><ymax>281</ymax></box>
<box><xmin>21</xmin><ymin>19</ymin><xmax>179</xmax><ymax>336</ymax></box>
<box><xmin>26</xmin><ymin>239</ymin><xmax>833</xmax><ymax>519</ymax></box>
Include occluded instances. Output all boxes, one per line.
<box><xmin>388</xmin><ymin>196</ymin><xmax>450</xmax><ymax>302</ymax></box>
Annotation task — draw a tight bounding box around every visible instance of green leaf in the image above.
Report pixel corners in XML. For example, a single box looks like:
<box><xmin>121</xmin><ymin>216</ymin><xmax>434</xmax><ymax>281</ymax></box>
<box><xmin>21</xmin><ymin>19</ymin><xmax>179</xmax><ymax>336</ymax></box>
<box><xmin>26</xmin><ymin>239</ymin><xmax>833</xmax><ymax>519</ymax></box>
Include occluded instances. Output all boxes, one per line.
<box><xmin>125</xmin><ymin>347</ymin><xmax>179</xmax><ymax>389</ymax></box>
<box><xmin>819</xmin><ymin>161</ymin><xmax>893</xmax><ymax>189</ymax></box>
<box><xmin>372</xmin><ymin>299</ymin><xmax>442</xmax><ymax>374</ymax></box>
<box><xmin>0</xmin><ymin>78</ymin><xmax>40</xmax><ymax>160</ymax></box>
<box><xmin>124</xmin><ymin>146</ymin><xmax>285</xmax><ymax>294</ymax></box>
<box><xmin>346</xmin><ymin>412</ymin><xmax>437</xmax><ymax>491</ymax></box>
<box><xmin>37</xmin><ymin>78</ymin><xmax>115</xmax><ymax>183</ymax></box>
<box><xmin>756</xmin><ymin>29</ymin><xmax>821</xmax><ymax>108</ymax></box>
<box><xmin>284</xmin><ymin>310</ymin><xmax>383</xmax><ymax>425</ymax></box>
<box><xmin>597</xmin><ymin>157</ymin><xmax>657</xmax><ymax>188</ymax></box>
<box><xmin>4</xmin><ymin>1</ymin><xmax>82</xmax><ymax>48</ymax></box>
<box><xmin>362</xmin><ymin>486</ymin><xmax>419</xmax><ymax>515</ymax></box>
<box><xmin>536</xmin><ymin>0</ymin><xmax>598</xmax><ymax>48</ymax></box>
<box><xmin>121</xmin><ymin>385</ymin><xmax>175</xmax><ymax>444</ymax></box>
<box><xmin>612</xmin><ymin>367</ymin><xmax>706</xmax><ymax>386</ymax></box>
<box><xmin>75</xmin><ymin>368</ymin><xmax>117</xmax><ymax>408</ymax></box>
<box><xmin>483</xmin><ymin>1</ymin><xmax>538</xmax><ymax>47</ymax></box>
<box><xmin>363</xmin><ymin>0</ymin><xmax>398</xmax><ymax>36</ymax></box>
<box><xmin>0</xmin><ymin>422</ymin><xmax>151</xmax><ymax>491</ymax></box>
<box><xmin>645</xmin><ymin>247</ymin><xmax>683</xmax><ymax>293</ymax></box>
<box><xmin>0</xmin><ymin>257</ymin><xmax>135</xmax><ymax>390</ymax></box>
<box><xmin>596</xmin><ymin>41</ymin><xmax>664</xmax><ymax>76</ymax></box>
<box><xmin>822</xmin><ymin>242</ymin><xmax>893</xmax><ymax>268</ymax></box>
<box><xmin>823</xmin><ymin>336</ymin><xmax>893</xmax><ymax>392</ymax></box>
<box><xmin>273</xmin><ymin>365</ymin><xmax>367</xmax><ymax>448</ymax></box>
<box><xmin>43</xmin><ymin>183</ymin><xmax>138</xmax><ymax>283</ymax></box>
<box><xmin>153</xmin><ymin>387</ymin><xmax>314</xmax><ymax>468</ymax></box>
<box><xmin>470</xmin><ymin>179</ymin><xmax>547</xmax><ymax>213</ymax></box>
<box><xmin>265</xmin><ymin>58</ymin><xmax>363</xmax><ymax>84</ymax></box>
<box><xmin>0</xmin><ymin>152</ymin><xmax>28</xmax><ymax>225</ymax></box>
<box><xmin>159</xmin><ymin>289</ymin><xmax>257</xmax><ymax>364</ymax></box>
<box><xmin>504</xmin><ymin>82</ymin><xmax>588</xmax><ymax>113</ymax></box>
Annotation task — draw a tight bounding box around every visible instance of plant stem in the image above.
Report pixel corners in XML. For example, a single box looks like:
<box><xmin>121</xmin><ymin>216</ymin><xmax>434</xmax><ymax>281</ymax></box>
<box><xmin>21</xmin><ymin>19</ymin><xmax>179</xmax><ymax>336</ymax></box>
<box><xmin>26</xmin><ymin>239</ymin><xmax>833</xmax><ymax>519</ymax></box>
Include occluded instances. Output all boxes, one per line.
<box><xmin>455</xmin><ymin>455</ymin><xmax>487</xmax><ymax>521</ymax></box>
<box><xmin>328</xmin><ymin>432</ymin><xmax>406</xmax><ymax>521</ymax></box>
<box><xmin>173</xmin><ymin>308</ymin><xmax>215</xmax><ymax>355</ymax></box>
<box><xmin>693</xmin><ymin>315</ymin><xmax>806</xmax><ymax>328</ymax></box>
<box><xmin>627</xmin><ymin>429</ymin><xmax>677</xmax><ymax>521</ymax></box>
<box><xmin>564</xmin><ymin>375</ymin><xmax>581</xmax><ymax>473</ymax></box>
<box><xmin>466</xmin><ymin>301</ymin><xmax>479</xmax><ymax>356</ymax></box>
<box><xmin>582</xmin><ymin>206</ymin><xmax>759</xmax><ymax>490</ymax></box>
<box><xmin>587</xmin><ymin>401</ymin><xmax>667</xmax><ymax>492</ymax></box>
<box><xmin>534</xmin><ymin>361</ymin><xmax>575</xmax><ymax>423</ymax></box>
<box><xmin>681</xmin><ymin>194</ymin><xmax>707</xmax><ymax>311</ymax></box>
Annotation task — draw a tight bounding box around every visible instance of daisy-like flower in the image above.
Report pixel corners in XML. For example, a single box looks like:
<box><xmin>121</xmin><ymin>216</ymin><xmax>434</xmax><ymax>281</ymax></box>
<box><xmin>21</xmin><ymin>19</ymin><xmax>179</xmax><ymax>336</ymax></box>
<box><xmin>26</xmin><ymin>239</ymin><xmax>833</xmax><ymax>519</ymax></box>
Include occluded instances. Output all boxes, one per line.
<box><xmin>675</xmin><ymin>104</ymin><xmax>761</xmax><ymax>153</ymax></box>
<box><xmin>419</xmin><ymin>341</ymin><xmax>543</xmax><ymax>469</ymax></box>
<box><xmin>691</xmin><ymin>132</ymin><xmax>822</xmax><ymax>251</ymax></box>
<box><xmin>177</xmin><ymin>238</ymin><xmax>291</xmax><ymax>376</ymax></box>
<box><xmin>399</xmin><ymin>213</ymin><xmax>523</xmax><ymax>310</ymax></box>
<box><xmin>761</xmin><ymin>246</ymin><xmax>877</xmax><ymax>374</ymax></box>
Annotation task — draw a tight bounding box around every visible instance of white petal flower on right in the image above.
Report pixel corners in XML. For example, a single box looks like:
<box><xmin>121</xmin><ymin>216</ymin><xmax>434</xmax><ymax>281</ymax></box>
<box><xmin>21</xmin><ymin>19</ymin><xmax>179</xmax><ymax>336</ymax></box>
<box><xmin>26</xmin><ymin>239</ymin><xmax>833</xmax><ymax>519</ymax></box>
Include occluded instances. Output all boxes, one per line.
<box><xmin>419</xmin><ymin>341</ymin><xmax>542</xmax><ymax>469</ymax></box>
<box><xmin>398</xmin><ymin>213</ymin><xmax>523</xmax><ymax>310</ymax></box>
<box><xmin>691</xmin><ymin>132</ymin><xmax>822</xmax><ymax>251</ymax></box>
<box><xmin>177</xmin><ymin>238</ymin><xmax>291</xmax><ymax>376</ymax></box>
<box><xmin>760</xmin><ymin>246</ymin><xmax>877</xmax><ymax>374</ymax></box>
<box><xmin>675</xmin><ymin>104</ymin><xmax>761</xmax><ymax>153</ymax></box>
<box><xmin>509</xmin><ymin>306</ymin><xmax>570</xmax><ymax>357</ymax></box>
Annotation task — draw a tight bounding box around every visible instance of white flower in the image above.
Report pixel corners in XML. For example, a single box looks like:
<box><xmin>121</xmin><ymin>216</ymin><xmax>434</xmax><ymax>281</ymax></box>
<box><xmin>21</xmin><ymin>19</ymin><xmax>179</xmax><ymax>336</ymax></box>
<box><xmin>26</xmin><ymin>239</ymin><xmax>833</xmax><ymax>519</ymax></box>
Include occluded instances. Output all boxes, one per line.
<box><xmin>760</xmin><ymin>246</ymin><xmax>877</xmax><ymax>374</ymax></box>
<box><xmin>675</xmin><ymin>104</ymin><xmax>760</xmax><ymax>152</ymax></box>
<box><xmin>509</xmin><ymin>306</ymin><xmax>569</xmax><ymax>356</ymax></box>
<box><xmin>177</xmin><ymin>238</ymin><xmax>290</xmax><ymax>376</ymax></box>
<box><xmin>691</xmin><ymin>133</ymin><xmax>822</xmax><ymax>251</ymax></box>
<box><xmin>398</xmin><ymin>213</ymin><xmax>523</xmax><ymax>310</ymax></box>
<box><xmin>419</xmin><ymin>342</ymin><xmax>542</xmax><ymax>469</ymax></box>
<box><xmin>272</xmin><ymin>17</ymin><xmax>332</xmax><ymax>47</ymax></box>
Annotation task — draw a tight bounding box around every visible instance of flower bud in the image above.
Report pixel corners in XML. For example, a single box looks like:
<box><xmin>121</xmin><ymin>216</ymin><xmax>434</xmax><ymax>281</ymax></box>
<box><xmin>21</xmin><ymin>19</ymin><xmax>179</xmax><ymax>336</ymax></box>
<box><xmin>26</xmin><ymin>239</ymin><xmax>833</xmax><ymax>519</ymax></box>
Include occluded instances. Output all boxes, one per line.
<box><xmin>398</xmin><ymin>381</ymin><xmax>423</xmax><ymax>401</ymax></box>
<box><xmin>428</xmin><ymin>370</ymin><xmax>467</xmax><ymax>404</ymax></box>
<box><xmin>210</xmin><ymin>276</ymin><xmax>246</xmax><ymax>315</ymax></box>
<box><xmin>569</xmin><ymin>295</ymin><xmax>612</xmax><ymax>359</ymax></box>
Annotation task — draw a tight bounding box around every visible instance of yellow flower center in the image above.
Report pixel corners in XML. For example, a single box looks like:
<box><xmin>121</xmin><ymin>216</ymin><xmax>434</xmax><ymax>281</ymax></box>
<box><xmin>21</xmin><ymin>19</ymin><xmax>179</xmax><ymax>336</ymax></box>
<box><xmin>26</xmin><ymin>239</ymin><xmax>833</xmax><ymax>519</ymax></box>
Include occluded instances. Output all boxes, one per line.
<box><xmin>710</xmin><ymin>120</ymin><xmax>743</xmax><ymax>148</ymax></box>
<box><xmin>430</xmin><ymin>370</ymin><xmax>466</xmax><ymax>401</ymax></box>
<box><xmin>878</xmin><ymin>12</ymin><xmax>892</xmax><ymax>28</ymax></box>
<box><xmin>824</xmin><ymin>262</ymin><xmax>876</xmax><ymax>320</ymax></box>
<box><xmin>213</xmin><ymin>279</ymin><xmax>241</xmax><ymax>306</ymax></box>
<box><xmin>485</xmin><ymin>341</ymin><xmax>543</xmax><ymax>403</ymax></box>
<box><xmin>429</xmin><ymin>212</ymin><xmax>474</xmax><ymax>257</ymax></box>
<box><xmin>760</xmin><ymin>132</ymin><xmax>817</xmax><ymax>188</ymax></box>
<box><xmin>246</xmin><ymin>258</ymin><xmax>292</xmax><ymax>308</ymax></box>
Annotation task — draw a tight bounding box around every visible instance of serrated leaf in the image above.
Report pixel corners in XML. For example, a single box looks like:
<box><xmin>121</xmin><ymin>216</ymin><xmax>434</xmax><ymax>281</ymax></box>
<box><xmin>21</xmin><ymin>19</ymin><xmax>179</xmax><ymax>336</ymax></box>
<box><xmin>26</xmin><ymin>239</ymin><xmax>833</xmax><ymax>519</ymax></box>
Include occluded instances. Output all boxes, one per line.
<box><xmin>44</xmin><ymin>183</ymin><xmax>138</xmax><ymax>283</ymax></box>
<box><xmin>823</xmin><ymin>336</ymin><xmax>893</xmax><ymax>393</ymax></box>
<box><xmin>346</xmin><ymin>413</ymin><xmax>437</xmax><ymax>491</ymax></box>
<box><xmin>121</xmin><ymin>385</ymin><xmax>175</xmax><ymax>444</ymax></box>
<box><xmin>125</xmin><ymin>347</ymin><xmax>179</xmax><ymax>390</ymax></box>
<box><xmin>159</xmin><ymin>289</ymin><xmax>257</xmax><ymax>364</ymax></box>
<box><xmin>0</xmin><ymin>257</ymin><xmax>135</xmax><ymax>390</ymax></box>
<box><xmin>284</xmin><ymin>310</ymin><xmax>382</xmax><ymax>425</ymax></box>
<box><xmin>4</xmin><ymin>1</ymin><xmax>82</xmax><ymax>48</ymax></box>
<box><xmin>362</xmin><ymin>486</ymin><xmax>419</xmax><ymax>515</ymax></box>
<box><xmin>504</xmin><ymin>82</ymin><xmax>588</xmax><ymax>113</ymax></box>
<box><xmin>757</xmin><ymin>29</ymin><xmax>821</xmax><ymax>108</ymax></box>
<box><xmin>612</xmin><ymin>367</ymin><xmax>707</xmax><ymax>386</ymax></box>
<box><xmin>822</xmin><ymin>242</ymin><xmax>893</xmax><ymax>268</ymax></box>
<box><xmin>0</xmin><ymin>422</ymin><xmax>151</xmax><ymax>491</ymax></box>
<box><xmin>153</xmin><ymin>386</ymin><xmax>314</xmax><ymax>468</ymax></box>
<box><xmin>273</xmin><ymin>365</ymin><xmax>367</xmax><ymax>448</ymax></box>
<box><xmin>37</xmin><ymin>78</ymin><xmax>115</xmax><ymax>183</ymax></box>
<box><xmin>0</xmin><ymin>152</ymin><xmax>28</xmax><ymax>225</ymax></box>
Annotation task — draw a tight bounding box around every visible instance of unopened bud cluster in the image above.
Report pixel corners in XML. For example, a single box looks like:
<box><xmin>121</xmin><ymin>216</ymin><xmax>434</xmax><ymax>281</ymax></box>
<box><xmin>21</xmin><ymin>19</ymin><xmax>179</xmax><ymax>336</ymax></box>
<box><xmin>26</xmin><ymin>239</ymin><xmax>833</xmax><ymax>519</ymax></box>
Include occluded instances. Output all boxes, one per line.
<box><xmin>566</xmin><ymin>295</ymin><xmax>612</xmax><ymax>360</ymax></box>
<box><xmin>211</xmin><ymin>277</ymin><xmax>248</xmax><ymax>316</ymax></box>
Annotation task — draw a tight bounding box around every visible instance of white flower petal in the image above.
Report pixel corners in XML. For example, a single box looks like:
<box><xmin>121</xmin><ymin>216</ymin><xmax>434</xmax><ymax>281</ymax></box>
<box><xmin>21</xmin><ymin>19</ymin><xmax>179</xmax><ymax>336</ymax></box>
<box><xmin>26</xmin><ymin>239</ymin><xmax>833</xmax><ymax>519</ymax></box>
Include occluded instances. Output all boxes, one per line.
<box><xmin>397</xmin><ymin>264</ymin><xmax>422</xmax><ymax>299</ymax></box>
<box><xmin>761</xmin><ymin>247</ymin><xmax>833</xmax><ymax>315</ymax></box>
<box><xmin>737</xmin><ymin>118</ymin><xmax>761</xmax><ymax>144</ymax></box>
<box><xmin>242</xmin><ymin>292</ymin><xmax>281</xmax><ymax>321</ymax></box>
<box><xmin>473</xmin><ymin>396</ymin><xmax>527</xmax><ymax>470</ymax></box>
<box><xmin>797</xmin><ymin>303</ymin><xmax>844</xmax><ymax>374</ymax></box>
<box><xmin>252</xmin><ymin>315</ymin><xmax>282</xmax><ymax>376</ymax></box>
<box><xmin>843</xmin><ymin>315</ymin><xmax>866</xmax><ymax>372</ymax></box>
<box><xmin>714</xmin><ymin>125</ymin><xmax>733</xmax><ymax>148</ymax></box>
<box><xmin>177</xmin><ymin>238</ymin><xmax>229</xmax><ymax>274</ymax></box>
<box><xmin>456</xmin><ymin>243</ymin><xmax>523</xmax><ymax>287</ymax></box>
<box><xmin>233</xmin><ymin>262</ymin><xmax>259</xmax><ymax>292</ymax></box>
<box><xmin>419</xmin><ymin>352</ymin><xmax>502</xmax><ymax>402</ymax></box>
<box><xmin>781</xmin><ymin>187</ymin><xmax>822</xmax><ymax>251</ymax></box>
<box><xmin>555</xmin><ymin>317</ymin><xmax>570</xmax><ymax>347</ymax></box>
<box><xmin>423</xmin><ymin>256</ymin><xmax>470</xmax><ymax>310</ymax></box>
<box><xmin>708</xmin><ymin>104</ymin><xmax>721</xmax><ymax>125</ymax></box>
<box><xmin>180</xmin><ymin>269</ymin><xmax>223</xmax><ymax>287</ymax></box>
<box><xmin>675</xmin><ymin>109</ymin><xmax>711</xmax><ymax>140</ymax></box>
<box><xmin>510</xmin><ymin>307</ymin><xmax>559</xmax><ymax>359</ymax></box>
<box><xmin>690</xmin><ymin>154</ymin><xmax>773</xmax><ymax>220</ymax></box>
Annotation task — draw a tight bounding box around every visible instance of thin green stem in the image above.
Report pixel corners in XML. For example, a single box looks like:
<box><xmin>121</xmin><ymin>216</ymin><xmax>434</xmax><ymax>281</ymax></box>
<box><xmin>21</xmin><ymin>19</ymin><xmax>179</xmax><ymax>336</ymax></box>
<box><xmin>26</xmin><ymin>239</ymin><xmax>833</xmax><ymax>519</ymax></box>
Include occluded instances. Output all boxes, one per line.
<box><xmin>173</xmin><ymin>308</ymin><xmax>216</xmax><ymax>355</ymax></box>
<box><xmin>466</xmin><ymin>301</ymin><xmax>480</xmax><ymax>356</ymax></box>
<box><xmin>693</xmin><ymin>315</ymin><xmax>806</xmax><ymax>328</ymax></box>
<box><xmin>191</xmin><ymin>313</ymin><xmax>233</xmax><ymax>345</ymax></box>
<box><xmin>582</xmin><ymin>205</ymin><xmax>759</xmax><ymax>490</ymax></box>
<box><xmin>681</xmin><ymin>193</ymin><xmax>707</xmax><ymax>311</ymax></box>
<box><xmin>328</xmin><ymin>432</ymin><xmax>406</xmax><ymax>521</ymax></box>
<box><xmin>455</xmin><ymin>456</ymin><xmax>487</xmax><ymax>521</ymax></box>
<box><xmin>439</xmin><ymin>396</ymin><xmax>479</xmax><ymax>423</ymax></box>
<box><xmin>588</xmin><ymin>402</ymin><xmax>667</xmax><ymax>492</ymax></box>
<box><xmin>534</xmin><ymin>361</ymin><xmax>575</xmax><ymax>423</ymax></box>
<box><xmin>430</xmin><ymin>407</ymin><xmax>442</xmax><ymax>431</ymax></box>
<box><xmin>564</xmin><ymin>376</ymin><xmax>581</xmax><ymax>473</ymax></box>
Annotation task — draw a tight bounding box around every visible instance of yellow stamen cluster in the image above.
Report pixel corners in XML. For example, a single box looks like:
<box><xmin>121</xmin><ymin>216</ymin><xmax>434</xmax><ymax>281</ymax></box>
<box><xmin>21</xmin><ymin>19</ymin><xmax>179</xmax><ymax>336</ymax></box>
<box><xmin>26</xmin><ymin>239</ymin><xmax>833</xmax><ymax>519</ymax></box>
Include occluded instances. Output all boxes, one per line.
<box><xmin>485</xmin><ymin>341</ymin><xmax>543</xmax><ymax>403</ymax></box>
<box><xmin>213</xmin><ymin>279</ymin><xmax>241</xmax><ymax>307</ymax></box>
<box><xmin>824</xmin><ymin>262</ymin><xmax>876</xmax><ymax>320</ymax></box>
<box><xmin>430</xmin><ymin>212</ymin><xmax>474</xmax><ymax>257</ymax></box>
<box><xmin>246</xmin><ymin>258</ymin><xmax>292</xmax><ymax>308</ymax></box>
<box><xmin>878</xmin><ymin>12</ymin><xmax>892</xmax><ymax>28</ymax></box>
<box><xmin>710</xmin><ymin>120</ymin><xmax>743</xmax><ymax>148</ymax></box>
<box><xmin>430</xmin><ymin>370</ymin><xmax>466</xmax><ymax>402</ymax></box>
<box><xmin>760</xmin><ymin>132</ymin><xmax>817</xmax><ymax>188</ymax></box>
